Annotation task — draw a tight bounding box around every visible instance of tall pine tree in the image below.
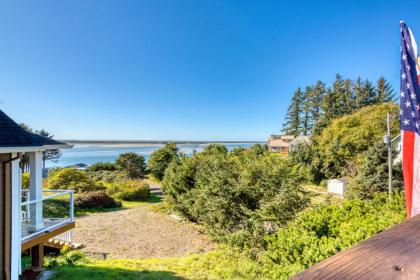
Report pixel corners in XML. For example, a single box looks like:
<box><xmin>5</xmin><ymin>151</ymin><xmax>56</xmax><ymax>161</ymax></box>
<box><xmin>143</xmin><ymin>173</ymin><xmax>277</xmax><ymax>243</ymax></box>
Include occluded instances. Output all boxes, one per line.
<box><xmin>309</xmin><ymin>80</ymin><xmax>325</xmax><ymax>131</ymax></box>
<box><xmin>343</xmin><ymin>79</ymin><xmax>354</xmax><ymax>114</ymax></box>
<box><xmin>375</xmin><ymin>76</ymin><xmax>394</xmax><ymax>103</ymax></box>
<box><xmin>353</xmin><ymin>77</ymin><xmax>369</xmax><ymax>109</ymax></box>
<box><xmin>301</xmin><ymin>86</ymin><xmax>312</xmax><ymax>135</ymax></box>
<box><xmin>282</xmin><ymin>88</ymin><xmax>303</xmax><ymax>136</ymax></box>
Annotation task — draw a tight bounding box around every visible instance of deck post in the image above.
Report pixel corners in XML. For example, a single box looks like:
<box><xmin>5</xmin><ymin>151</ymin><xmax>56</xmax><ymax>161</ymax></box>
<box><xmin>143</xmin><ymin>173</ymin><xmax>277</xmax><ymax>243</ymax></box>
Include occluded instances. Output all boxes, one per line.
<box><xmin>29</xmin><ymin>152</ymin><xmax>44</xmax><ymax>232</ymax></box>
<box><xmin>31</xmin><ymin>244</ymin><xmax>44</xmax><ymax>269</ymax></box>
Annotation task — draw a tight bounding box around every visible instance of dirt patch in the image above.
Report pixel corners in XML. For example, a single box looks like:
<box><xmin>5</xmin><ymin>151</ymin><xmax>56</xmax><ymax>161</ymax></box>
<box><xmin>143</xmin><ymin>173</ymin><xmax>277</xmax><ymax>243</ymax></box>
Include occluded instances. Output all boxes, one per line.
<box><xmin>73</xmin><ymin>205</ymin><xmax>213</xmax><ymax>259</ymax></box>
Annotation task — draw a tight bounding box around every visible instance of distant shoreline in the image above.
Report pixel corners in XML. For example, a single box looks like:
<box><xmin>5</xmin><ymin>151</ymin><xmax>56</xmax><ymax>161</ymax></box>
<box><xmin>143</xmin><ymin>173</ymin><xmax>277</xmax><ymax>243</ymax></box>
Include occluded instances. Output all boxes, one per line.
<box><xmin>61</xmin><ymin>140</ymin><xmax>265</xmax><ymax>146</ymax></box>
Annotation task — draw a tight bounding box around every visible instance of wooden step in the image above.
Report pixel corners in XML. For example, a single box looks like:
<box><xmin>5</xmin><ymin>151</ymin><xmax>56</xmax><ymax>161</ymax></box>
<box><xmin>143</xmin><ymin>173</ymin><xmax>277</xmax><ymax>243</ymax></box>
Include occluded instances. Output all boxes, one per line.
<box><xmin>44</xmin><ymin>239</ymin><xmax>85</xmax><ymax>250</ymax></box>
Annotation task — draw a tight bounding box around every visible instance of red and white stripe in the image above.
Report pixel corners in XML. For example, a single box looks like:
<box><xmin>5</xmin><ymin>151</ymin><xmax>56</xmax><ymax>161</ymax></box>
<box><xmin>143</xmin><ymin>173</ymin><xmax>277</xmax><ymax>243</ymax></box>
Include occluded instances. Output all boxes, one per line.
<box><xmin>404</xmin><ymin>28</ymin><xmax>420</xmax><ymax>218</ymax></box>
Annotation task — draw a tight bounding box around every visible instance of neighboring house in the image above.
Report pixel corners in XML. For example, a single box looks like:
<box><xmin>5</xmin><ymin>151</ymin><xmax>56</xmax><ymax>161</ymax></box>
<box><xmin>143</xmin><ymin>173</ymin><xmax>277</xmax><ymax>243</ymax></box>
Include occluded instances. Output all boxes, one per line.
<box><xmin>0</xmin><ymin>110</ymin><xmax>74</xmax><ymax>280</ymax></box>
<box><xmin>289</xmin><ymin>135</ymin><xmax>310</xmax><ymax>152</ymax></box>
<box><xmin>268</xmin><ymin>134</ymin><xmax>294</xmax><ymax>155</ymax></box>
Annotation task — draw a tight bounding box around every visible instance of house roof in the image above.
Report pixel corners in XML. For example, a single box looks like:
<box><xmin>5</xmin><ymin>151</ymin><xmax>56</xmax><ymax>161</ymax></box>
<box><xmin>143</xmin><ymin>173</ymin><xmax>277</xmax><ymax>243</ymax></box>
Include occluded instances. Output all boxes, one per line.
<box><xmin>269</xmin><ymin>139</ymin><xmax>290</xmax><ymax>148</ymax></box>
<box><xmin>0</xmin><ymin>109</ymin><xmax>69</xmax><ymax>151</ymax></box>
<box><xmin>269</xmin><ymin>134</ymin><xmax>295</xmax><ymax>140</ymax></box>
<box><xmin>290</xmin><ymin>135</ymin><xmax>310</xmax><ymax>145</ymax></box>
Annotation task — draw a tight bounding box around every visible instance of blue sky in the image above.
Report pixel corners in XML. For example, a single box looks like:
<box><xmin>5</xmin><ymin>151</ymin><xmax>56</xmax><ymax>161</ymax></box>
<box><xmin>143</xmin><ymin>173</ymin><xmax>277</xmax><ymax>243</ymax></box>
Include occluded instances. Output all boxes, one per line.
<box><xmin>0</xmin><ymin>1</ymin><xmax>419</xmax><ymax>141</ymax></box>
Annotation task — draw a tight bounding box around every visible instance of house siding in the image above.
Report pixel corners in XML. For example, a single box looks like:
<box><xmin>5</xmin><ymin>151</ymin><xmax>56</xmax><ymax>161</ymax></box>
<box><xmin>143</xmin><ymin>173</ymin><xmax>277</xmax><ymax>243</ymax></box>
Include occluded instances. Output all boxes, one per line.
<box><xmin>0</xmin><ymin>153</ymin><xmax>12</xmax><ymax>280</ymax></box>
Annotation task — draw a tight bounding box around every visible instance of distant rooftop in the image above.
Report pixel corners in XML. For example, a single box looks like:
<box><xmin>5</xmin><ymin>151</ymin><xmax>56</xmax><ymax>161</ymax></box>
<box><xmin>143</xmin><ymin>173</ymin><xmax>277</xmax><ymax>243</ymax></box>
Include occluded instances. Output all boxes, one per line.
<box><xmin>0</xmin><ymin>110</ymin><xmax>66</xmax><ymax>149</ymax></box>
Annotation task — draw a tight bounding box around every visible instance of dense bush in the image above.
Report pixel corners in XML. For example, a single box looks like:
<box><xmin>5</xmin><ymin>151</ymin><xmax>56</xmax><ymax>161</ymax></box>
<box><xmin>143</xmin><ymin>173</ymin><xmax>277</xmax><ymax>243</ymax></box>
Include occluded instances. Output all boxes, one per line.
<box><xmin>261</xmin><ymin>192</ymin><xmax>405</xmax><ymax>279</ymax></box>
<box><xmin>346</xmin><ymin>141</ymin><xmax>403</xmax><ymax>199</ymax></box>
<box><xmin>162</xmin><ymin>144</ymin><xmax>309</xmax><ymax>247</ymax></box>
<box><xmin>107</xmin><ymin>180</ymin><xmax>150</xmax><ymax>201</ymax></box>
<box><xmin>45</xmin><ymin>247</ymin><xmax>86</xmax><ymax>269</ymax></box>
<box><xmin>86</xmin><ymin>162</ymin><xmax>118</xmax><ymax>172</ymax></box>
<box><xmin>87</xmin><ymin>170</ymin><xmax>127</xmax><ymax>183</ymax></box>
<box><xmin>147</xmin><ymin>143</ymin><xmax>179</xmax><ymax>181</ymax></box>
<box><xmin>116</xmin><ymin>152</ymin><xmax>146</xmax><ymax>179</ymax></box>
<box><xmin>313</xmin><ymin>103</ymin><xmax>399</xmax><ymax>178</ymax></box>
<box><xmin>288</xmin><ymin>143</ymin><xmax>323</xmax><ymax>183</ymax></box>
<box><xmin>48</xmin><ymin>168</ymin><xmax>105</xmax><ymax>192</ymax></box>
<box><xmin>74</xmin><ymin>191</ymin><xmax>121</xmax><ymax>209</ymax></box>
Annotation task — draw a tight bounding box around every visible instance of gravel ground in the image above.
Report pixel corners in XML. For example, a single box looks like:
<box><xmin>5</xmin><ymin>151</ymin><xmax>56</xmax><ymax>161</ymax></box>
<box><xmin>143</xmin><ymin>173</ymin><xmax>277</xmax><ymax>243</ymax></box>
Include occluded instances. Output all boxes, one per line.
<box><xmin>73</xmin><ymin>205</ymin><xmax>214</xmax><ymax>259</ymax></box>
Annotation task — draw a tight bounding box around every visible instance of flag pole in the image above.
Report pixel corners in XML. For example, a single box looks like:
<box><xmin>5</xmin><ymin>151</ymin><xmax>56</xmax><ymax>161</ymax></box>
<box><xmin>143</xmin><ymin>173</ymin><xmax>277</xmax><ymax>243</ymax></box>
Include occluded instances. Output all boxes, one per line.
<box><xmin>387</xmin><ymin>112</ymin><xmax>393</xmax><ymax>201</ymax></box>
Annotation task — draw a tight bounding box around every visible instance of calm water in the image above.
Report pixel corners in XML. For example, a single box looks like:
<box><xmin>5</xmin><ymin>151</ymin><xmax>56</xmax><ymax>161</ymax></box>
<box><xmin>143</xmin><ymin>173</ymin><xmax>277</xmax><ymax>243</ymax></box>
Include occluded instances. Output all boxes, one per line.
<box><xmin>46</xmin><ymin>143</ymin><xmax>257</xmax><ymax>168</ymax></box>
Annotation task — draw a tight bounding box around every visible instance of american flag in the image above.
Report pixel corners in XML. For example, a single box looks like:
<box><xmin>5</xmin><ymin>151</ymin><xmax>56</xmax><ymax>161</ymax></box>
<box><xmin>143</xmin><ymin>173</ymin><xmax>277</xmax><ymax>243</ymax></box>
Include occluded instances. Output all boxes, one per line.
<box><xmin>400</xmin><ymin>21</ymin><xmax>420</xmax><ymax>218</ymax></box>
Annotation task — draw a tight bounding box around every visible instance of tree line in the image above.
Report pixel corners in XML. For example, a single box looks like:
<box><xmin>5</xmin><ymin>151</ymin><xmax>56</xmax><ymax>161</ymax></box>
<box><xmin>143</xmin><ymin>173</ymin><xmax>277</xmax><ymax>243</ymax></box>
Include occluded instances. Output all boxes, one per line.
<box><xmin>282</xmin><ymin>74</ymin><xmax>394</xmax><ymax>136</ymax></box>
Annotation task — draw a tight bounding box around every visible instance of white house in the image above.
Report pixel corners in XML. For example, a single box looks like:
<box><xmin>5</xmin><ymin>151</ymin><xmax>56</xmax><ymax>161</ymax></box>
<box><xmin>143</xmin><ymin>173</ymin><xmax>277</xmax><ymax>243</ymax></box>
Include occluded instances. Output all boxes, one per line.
<box><xmin>0</xmin><ymin>110</ymin><xmax>74</xmax><ymax>280</ymax></box>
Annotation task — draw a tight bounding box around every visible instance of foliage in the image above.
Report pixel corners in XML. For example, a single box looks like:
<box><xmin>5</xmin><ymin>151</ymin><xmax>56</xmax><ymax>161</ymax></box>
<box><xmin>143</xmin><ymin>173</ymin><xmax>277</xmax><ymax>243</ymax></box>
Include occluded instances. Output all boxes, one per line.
<box><xmin>22</xmin><ymin>172</ymin><xmax>30</xmax><ymax>188</ymax></box>
<box><xmin>45</xmin><ymin>247</ymin><xmax>86</xmax><ymax>269</ymax></box>
<box><xmin>74</xmin><ymin>191</ymin><xmax>121</xmax><ymax>209</ymax></box>
<box><xmin>288</xmin><ymin>143</ymin><xmax>323</xmax><ymax>183</ymax></box>
<box><xmin>162</xmin><ymin>144</ymin><xmax>309</xmax><ymax>247</ymax></box>
<box><xmin>87</xmin><ymin>170</ymin><xmax>127</xmax><ymax>183</ymax></box>
<box><xmin>346</xmin><ymin>141</ymin><xmax>403</xmax><ymax>199</ymax></box>
<box><xmin>282</xmin><ymin>88</ymin><xmax>303</xmax><ymax>136</ymax></box>
<box><xmin>107</xmin><ymin>180</ymin><xmax>150</xmax><ymax>201</ymax></box>
<box><xmin>87</xmin><ymin>162</ymin><xmax>118</xmax><ymax>172</ymax></box>
<box><xmin>116</xmin><ymin>152</ymin><xmax>146</xmax><ymax>179</ymax></box>
<box><xmin>147</xmin><ymin>143</ymin><xmax>179</xmax><ymax>181</ymax></box>
<box><xmin>36</xmin><ymin>129</ymin><xmax>62</xmax><ymax>167</ymax></box>
<box><xmin>283</xmin><ymin>74</ymin><xmax>395</xmax><ymax>137</ymax></box>
<box><xmin>261</xmin><ymin>192</ymin><xmax>405</xmax><ymax>279</ymax></box>
<box><xmin>313</xmin><ymin>103</ymin><xmax>400</xmax><ymax>178</ymax></box>
<box><xmin>48</xmin><ymin>168</ymin><xmax>104</xmax><ymax>193</ymax></box>
<box><xmin>376</xmin><ymin>76</ymin><xmax>394</xmax><ymax>103</ymax></box>
<box><xmin>19</xmin><ymin>124</ymin><xmax>62</xmax><ymax>168</ymax></box>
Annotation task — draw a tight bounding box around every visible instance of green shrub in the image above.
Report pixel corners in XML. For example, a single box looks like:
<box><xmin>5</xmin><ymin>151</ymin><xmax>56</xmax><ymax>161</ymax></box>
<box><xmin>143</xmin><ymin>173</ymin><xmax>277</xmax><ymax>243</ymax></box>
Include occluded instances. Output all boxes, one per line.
<box><xmin>116</xmin><ymin>152</ymin><xmax>146</xmax><ymax>179</ymax></box>
<box><xmin>48</xmin><ymin>168</ymin><xmax>104</xmax><ymax>193</ymax></box>
<box><xmin>147</xmin><ymin>143</ymin><xmax>179</xmax><ymax>181</ymax></box>
<box><xmin>261</xmin><ymin>192</ymin><xmax>405</xmax><ymax>279</ymax></box>
<box><xmin>107</xmin><ymin>180</ymin><xmax>150</xmax><ymax>201</ymax></box>
<box><xmin>74</xmin><ymin>191</ymin><xmax>121</xmax><ymax>209</ymax></box>
<box><xmin>45</xmin><ymin>247</ymin><xmax>86</xmax><ymax>269</ymax></box>
<box><xmin>346</xmin><ymin>141</ymin><xmax>403</xmax><ymax>199</ymax></box>
<box><xmin>87</xmin><ymin>170</ymin><xmax>127</xmax><ymax>183</ymax></box>
<box><xmin>162</xmin><ymin>145</ymin><xmax>309</xmax><ymax>247</ymax></box>
<box><xmin>86</xmin><ymin>162</ymin><xmax>118</xmax><ymax>172</ymax></box>
<box><xmin>313</xmin><ymin>103</ymin><xmax>399</xmax><ymax>178</ymax></box>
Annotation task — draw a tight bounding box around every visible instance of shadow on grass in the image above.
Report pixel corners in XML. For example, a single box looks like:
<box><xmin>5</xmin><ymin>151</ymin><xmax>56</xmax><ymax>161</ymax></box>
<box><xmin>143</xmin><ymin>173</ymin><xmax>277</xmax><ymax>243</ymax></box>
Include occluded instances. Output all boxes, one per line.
<box><xmin>51</xmin><ymin>265</ymin><xmax>185</xmax><ymax>280</ymax></box>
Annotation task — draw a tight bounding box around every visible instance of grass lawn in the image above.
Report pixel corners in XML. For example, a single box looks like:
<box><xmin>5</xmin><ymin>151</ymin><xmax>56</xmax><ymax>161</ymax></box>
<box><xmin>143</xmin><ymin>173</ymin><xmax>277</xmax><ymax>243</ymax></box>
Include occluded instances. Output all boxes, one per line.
<box><xmin>303</xmin><ymin>184</ymin><xmax>343</xmax><ymax>205</ymax></box>
<box><xmin>50</xmin><ymin>248</ymin><xmax>262</xmax><ymax>280</ymax></box>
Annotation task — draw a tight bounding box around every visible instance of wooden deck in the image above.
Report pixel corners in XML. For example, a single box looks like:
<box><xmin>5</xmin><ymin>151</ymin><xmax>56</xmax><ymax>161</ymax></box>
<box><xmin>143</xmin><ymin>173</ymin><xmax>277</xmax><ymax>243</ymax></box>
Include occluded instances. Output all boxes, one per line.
<box><xmin>291</xmin><ymin>215</ymin><xmax>420</xmax><ymax>280</ymax></box>
<box><xmin>21</xmin><ymin>221</ymin><xmax>75</xmax><ymax>251</ymax></box>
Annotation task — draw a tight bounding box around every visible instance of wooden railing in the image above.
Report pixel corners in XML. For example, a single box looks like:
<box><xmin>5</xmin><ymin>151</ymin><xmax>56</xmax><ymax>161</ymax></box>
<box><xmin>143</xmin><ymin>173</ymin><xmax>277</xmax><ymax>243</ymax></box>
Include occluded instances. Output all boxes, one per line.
<box><xmin>291</xmin><ymin>215</ymin><xmax>420</xmax><ymax>280</ymax></box>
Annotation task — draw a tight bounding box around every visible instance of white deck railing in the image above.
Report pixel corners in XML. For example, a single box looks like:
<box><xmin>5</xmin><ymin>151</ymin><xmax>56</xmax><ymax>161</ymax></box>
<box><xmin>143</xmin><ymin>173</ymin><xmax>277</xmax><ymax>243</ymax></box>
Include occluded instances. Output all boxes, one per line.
<box><xmin>21</xmin><ymin>189</ymin><xmax>74</xmax><ymax>243</ymax></box>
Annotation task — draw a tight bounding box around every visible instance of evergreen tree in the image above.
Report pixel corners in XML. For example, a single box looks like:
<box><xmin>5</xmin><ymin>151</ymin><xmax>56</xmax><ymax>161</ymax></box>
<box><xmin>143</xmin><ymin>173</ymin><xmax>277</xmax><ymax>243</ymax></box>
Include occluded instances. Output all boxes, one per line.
<box><xmin>363</xmin><ymin>79</ymin><xmax>376</xmax><ymax>105</ymax></box>
<box><xmin>312</xmin><ymin>87</ymin><xmax>334</xmax><ymax>136</ymax></box>
<box><xmin>282</xmin><ymin>88</ymin><xmax>303</xmax><ymax>136</ymax></box>
<box><xmin>331</xmin><ymin>74</ymin><xmax>347</xmax><ymax>117</ymax></box>
<box><xmin>343</xmin><ymin>79</ymin><xmax>354</xmax><ymax>113</ymax></box>
<box><xmin>353</xmin><ymin>77</ymin><xmax>369</xmax><ymax>109</ymax></box>
<box><xmin>310</xmin><ymin>80</ymin><xmax>325</xmax><ymax>124</ymax></box>
<box><xmin>301</xmin><ymin>86</ymin><xmax>312</xmax><ymax>135</ymax></box>
<box><xmin>347</xmin><ymin>141</ymin><xmax>403</xmax><ymax>200</ymax></box>
<box><xmin>375</xmin><ymin>76</ymin><xmax>394</xmax><ymax>103</ymax></box>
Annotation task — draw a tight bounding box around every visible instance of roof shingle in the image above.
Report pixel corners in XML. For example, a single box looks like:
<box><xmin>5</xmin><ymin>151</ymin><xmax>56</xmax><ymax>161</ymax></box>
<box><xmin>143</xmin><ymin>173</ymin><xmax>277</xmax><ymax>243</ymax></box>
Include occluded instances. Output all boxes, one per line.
<box><xmin>0</xmin><ymin>110</ymin><xmax>64</xmax><ymax>148</ymax></box>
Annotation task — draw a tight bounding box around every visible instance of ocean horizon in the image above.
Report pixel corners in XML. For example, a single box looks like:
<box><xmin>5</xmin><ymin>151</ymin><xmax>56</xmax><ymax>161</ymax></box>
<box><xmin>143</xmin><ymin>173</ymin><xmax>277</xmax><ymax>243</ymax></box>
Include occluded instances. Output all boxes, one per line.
<box><xmin>46</xmin><ymin>142</ymin><xmax>262</xmax><ymax>168</ymax></box>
